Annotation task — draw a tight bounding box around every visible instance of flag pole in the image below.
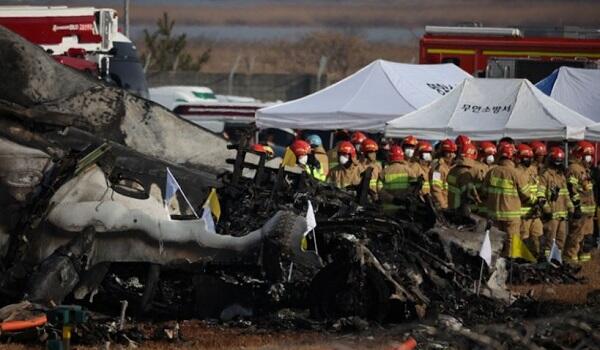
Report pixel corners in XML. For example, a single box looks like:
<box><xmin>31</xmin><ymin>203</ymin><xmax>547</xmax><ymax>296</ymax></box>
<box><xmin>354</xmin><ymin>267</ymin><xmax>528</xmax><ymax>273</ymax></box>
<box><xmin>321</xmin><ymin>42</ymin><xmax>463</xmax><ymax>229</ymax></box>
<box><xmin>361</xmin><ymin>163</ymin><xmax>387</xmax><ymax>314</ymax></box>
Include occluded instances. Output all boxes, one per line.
<box><xmin>476</xmin><ymin>259</ymin><xmax>485</xmax><ymax>296</ymax></box>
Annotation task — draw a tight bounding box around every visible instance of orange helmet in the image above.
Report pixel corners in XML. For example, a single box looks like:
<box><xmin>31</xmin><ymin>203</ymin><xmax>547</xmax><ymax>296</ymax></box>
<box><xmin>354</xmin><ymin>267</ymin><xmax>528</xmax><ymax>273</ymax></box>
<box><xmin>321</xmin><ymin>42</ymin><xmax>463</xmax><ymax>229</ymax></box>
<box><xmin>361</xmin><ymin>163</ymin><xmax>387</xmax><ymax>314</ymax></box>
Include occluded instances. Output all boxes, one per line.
<box><xmin>402</xmin><ymin>135</ymin><xmax>418</xmax><ymax>148</ymax></box>
<box><xmin>351</xmin><ymin>131</ymin><xmax>367</xmax><ymax>145</ymax></box>
<box><xmin>455</xmin><ymin>135</ymin><xmax>471</xmax><ymax>149</ymax></box>
<box><xmin>440</xmin><ymin>139</ymin><xmax>457</xmax><ymax>153</ymax></box>
<box><xmin>574</xmin><ymin>141</ymin><xmax>594</xmax><ymax>158</ymax></box>
<box><xmin>479</xmin><ymin>141</ymin><xmax>497</xmax><ymax>156</ymax></box>
<box><xmin>461</xmin><ymin>143</ymin><xmax>478</xmax><ymax>160</ymax></box>
<box><xmin>517</xmin><ymin>143</ymin><xmax>533</xmax><ymax>159</ymax></box>
<box><xmin>251</xmin><ymin>144</ymin><xmax>274</xmax><ymax>157</ymax></box>
<box><xmin>338</xmin><ymin>141</ymin><xmax>357</xmax><ymax>159</ymax></box>
<box><xmin>529</xmin><ymin>141</ymin><xmax>547</xmax><ymax>157</ymax></box>
<box><xmin>417</xmin><ymin>140</ymin><xmax>433</xmax><ymax>154</ymax></box>
<box><xmin>549</xmin><ymin>147</ymin><xmax>565</xmax><ymax>162</ymax></box>
<box><xmin>389</xmin><ymin>145</ymin><xmax>404</xmax><ymax>162</ymax></box>
<box><xmin>499</xmin><ymin>143</ymin><xmax>516</xmax><ymax>159</ymax></box>
<box><xmin>290</xmin><ymin>140</ymin><xmax>311</xmax><ymax>157</ymax></box>
<box><xmin>362</xmin><ymin>138</ymin><xmax>379</xmax><ymax>153</ymax></box>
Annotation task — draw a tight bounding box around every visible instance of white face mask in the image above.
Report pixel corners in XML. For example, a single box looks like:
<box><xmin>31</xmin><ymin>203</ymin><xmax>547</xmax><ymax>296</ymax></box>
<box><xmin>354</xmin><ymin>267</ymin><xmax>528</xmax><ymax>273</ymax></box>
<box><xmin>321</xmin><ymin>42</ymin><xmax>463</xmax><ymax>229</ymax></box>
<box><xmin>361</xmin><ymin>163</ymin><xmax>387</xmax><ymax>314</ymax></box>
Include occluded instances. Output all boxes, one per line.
<box><xmin>339</xmin><ymin>155</ymin><xmax>349</xmax><ymax>165</ymax></box>
<box><xmin>405</xmin><ymin>148</ymin><xmax>415</xmax><ymax>158</ymax></box>
<box><xmin>298</xmin><ymin>155</ymin><xmax>308</xmax><ymax>165</ymax></box>
<box><xmin>584</xmin><ymin>155</ymin><xmax>593</xmax><ymax>164</ymax></box>
<box><xmin>486</xmin><ymin>155</ymin><xmax>495</xmax><ymax>165</ymax></box>
<box><xmin>355</xmin><ymin>144</ymin><xmax>361</xmax><ymax>153</ymax></box>
<box><xmin>422</xmin><ymin>153</ymin><xmax>432</xmax><ymax>162</ymax></box>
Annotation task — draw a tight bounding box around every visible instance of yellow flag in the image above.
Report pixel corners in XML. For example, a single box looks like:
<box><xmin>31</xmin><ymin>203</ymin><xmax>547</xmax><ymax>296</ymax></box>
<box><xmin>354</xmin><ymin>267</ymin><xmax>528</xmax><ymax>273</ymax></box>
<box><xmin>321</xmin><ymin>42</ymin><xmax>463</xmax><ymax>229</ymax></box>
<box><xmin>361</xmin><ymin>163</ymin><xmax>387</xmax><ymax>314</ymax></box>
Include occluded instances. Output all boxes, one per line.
<box><xmin>281</xmin><ymin>147</ymin><xmax>297</xmax><ymax>167</ymax></box>
<box><xmin>510</xmin><ymin>233</ymin><xmax>536</xmax><ymax>262</ymax></box>
<box><xmin>205</xmin><ymin>188</ymin><xmax>221</xmax><ymax>221</ymax></box>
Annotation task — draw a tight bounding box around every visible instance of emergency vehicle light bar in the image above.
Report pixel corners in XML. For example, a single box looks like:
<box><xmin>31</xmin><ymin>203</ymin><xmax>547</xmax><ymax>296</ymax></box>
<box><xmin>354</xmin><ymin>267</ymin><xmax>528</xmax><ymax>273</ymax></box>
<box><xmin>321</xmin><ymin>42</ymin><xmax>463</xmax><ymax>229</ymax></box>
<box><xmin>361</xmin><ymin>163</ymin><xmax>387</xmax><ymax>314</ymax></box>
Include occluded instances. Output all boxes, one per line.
<box><xmin>425</xmin><ymin>26</ymin><xmax>523</xmax><ymax>38</ymax></box>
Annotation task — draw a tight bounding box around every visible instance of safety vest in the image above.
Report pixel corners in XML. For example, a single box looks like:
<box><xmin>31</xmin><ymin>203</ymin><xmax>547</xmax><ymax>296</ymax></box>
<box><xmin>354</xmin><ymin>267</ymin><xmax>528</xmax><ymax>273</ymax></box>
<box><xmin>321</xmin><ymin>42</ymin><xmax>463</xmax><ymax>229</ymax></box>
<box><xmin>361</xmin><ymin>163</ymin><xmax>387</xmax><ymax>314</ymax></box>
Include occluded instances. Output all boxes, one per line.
<box><xmin>307</xmin><ymin>165</ymin><xmax>327</xmax><ymax>182</ymax></box>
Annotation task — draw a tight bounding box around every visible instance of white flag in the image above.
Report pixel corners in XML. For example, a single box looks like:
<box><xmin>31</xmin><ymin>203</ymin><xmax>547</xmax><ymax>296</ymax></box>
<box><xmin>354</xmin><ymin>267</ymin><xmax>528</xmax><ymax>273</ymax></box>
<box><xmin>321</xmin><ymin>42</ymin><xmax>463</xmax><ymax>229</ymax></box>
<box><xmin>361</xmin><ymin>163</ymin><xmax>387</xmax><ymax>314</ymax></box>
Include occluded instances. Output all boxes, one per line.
<box><xmin>306</xmin><ymin>200</ymin><xmax>317</xmax><ymax>231</ymax></box>
<box><xmin>548</xmin><ymin>239</ymin><xmax>562</xmax><ymax>264</ymax></box>
<box><xmin>202</xmin><ymin>206</ymin><xmax>216</xmax><ymax>233</ymax></box>
<box><xmin>164</xmin><ymin>167</ymin><xmax>199</xmax><ymax>218</ymax></box>
<box><xmin>479</xmin><ymin>230</ymin><xmax>492</xmax><ymax>267</ymax></box>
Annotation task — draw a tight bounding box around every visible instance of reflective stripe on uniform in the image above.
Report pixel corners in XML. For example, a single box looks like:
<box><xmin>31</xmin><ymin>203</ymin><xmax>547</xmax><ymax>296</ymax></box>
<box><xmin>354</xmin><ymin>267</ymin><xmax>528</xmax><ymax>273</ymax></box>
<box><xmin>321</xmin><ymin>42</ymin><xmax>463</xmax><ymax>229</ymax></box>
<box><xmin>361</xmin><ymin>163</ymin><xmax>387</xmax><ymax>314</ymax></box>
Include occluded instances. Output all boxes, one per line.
<box><xmin>487</xmin><ymin>210</ymin><xmax>523</xmax><ymax>220</ymax></box>
<box><xmin>384</xmin><ymin>173</ymin><xmax>410</xmax><ymax>190</ymax></box>
<box><xmin>431</xmin><ymin>178</ymin><xmax>448</xmax><ymax>190</ymax></box>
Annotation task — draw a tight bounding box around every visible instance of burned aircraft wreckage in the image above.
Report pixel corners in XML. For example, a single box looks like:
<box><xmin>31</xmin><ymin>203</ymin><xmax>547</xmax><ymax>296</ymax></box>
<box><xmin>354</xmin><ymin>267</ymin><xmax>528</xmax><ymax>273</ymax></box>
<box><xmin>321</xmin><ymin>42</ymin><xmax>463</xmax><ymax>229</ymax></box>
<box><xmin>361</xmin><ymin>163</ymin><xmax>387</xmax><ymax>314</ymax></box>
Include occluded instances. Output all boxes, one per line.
<box><xmin>0</xmin><ymin>26</ymin><xmax>598</xmax><ymax>348</ymax></box>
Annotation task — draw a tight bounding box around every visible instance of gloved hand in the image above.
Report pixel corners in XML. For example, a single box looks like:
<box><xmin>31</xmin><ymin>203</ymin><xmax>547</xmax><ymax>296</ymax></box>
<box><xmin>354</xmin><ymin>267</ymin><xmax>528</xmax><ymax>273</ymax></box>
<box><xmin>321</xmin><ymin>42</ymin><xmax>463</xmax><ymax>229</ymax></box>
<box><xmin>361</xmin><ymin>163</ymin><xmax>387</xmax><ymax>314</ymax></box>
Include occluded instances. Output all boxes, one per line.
<box><xmin>307</xmin><ymin>153</ymin><xmax>320</xmax><ymax>169</ymax></box>
<box><xmin>536</xmin><ymin>197</ymin><xmax>547</xmax><ymax>207</ymax></box>
<box><xmin>573</xmin><ymin>205</ymin><xmax>583</xmax><ymax>219</ymax></box>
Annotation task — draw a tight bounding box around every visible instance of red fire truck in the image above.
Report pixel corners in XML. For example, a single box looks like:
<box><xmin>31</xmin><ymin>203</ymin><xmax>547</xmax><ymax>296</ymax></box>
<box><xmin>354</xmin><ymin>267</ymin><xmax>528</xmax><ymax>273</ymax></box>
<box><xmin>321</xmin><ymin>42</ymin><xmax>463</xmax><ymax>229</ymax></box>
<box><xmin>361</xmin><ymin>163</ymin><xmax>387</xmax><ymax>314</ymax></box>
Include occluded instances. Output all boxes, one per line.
<box><xmin>0</xmin><ymin>6</ymin><xmax>148</xmax><ymax>97</ymax></box>
<box><xmin>420</xmin><ymin>26</ymin><xmax>600</xmax><ymax>82</ymax></box>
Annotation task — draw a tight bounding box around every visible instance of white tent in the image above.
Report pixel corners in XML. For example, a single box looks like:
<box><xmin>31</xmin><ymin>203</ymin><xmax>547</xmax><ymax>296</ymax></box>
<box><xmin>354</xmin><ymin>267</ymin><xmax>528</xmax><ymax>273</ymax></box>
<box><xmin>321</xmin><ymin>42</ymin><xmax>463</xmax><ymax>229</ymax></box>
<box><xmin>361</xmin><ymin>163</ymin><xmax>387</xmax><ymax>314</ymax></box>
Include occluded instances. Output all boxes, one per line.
<box><xmin>385</xmin><ymin>78</ymin><xmax>595</xmax><ymax>141</ymax></box>
<box><xmin>256</xmin><ymin>60</ymin><xmax>470</xmax><ymax>131</ymax></box>
<box><xmin>536</xmin><ymin>67</ymin><xmax>600</xmax><ymax>122</ymax></box>
<box><xmin>584</xmin><ymin>123</ymin><xmax>600</xmax><ymax>141</ymax></box>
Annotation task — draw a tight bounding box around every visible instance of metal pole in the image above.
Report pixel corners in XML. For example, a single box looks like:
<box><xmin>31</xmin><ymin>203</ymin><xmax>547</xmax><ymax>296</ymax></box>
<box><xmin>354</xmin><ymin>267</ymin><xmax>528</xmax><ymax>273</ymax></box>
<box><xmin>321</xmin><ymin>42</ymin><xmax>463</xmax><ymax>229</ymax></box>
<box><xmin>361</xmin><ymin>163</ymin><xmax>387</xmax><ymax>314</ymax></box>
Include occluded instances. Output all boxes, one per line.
<box><xmin>476</xmin><ymin>259</ymin><xmax>484</xmax><ymax>296</ymax></box>
<box><xmin>124</xmin><ymin>0</ymin><xmax>130</xmax><ymax>38</ymax></box>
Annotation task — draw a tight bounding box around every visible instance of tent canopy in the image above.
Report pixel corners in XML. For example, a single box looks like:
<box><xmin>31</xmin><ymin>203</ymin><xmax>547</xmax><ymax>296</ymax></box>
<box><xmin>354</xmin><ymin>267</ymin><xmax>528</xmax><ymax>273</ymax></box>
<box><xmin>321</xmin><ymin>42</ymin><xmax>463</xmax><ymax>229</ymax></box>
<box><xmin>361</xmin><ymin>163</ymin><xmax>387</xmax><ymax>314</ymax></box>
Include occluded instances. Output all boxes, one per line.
<box><xmin>385</xmin><ymin>78</ymin><xmax>595</xmax><ymax>141</ymax></box>
<box><xmin>256</xmin><ymin>60</ymin><xmax>470</xmax><ymax>131</ymax></box>
<box><xmin>536</xmin><ymin>66</ymin><xmax>600</xmax><ymax>122</ymax></box>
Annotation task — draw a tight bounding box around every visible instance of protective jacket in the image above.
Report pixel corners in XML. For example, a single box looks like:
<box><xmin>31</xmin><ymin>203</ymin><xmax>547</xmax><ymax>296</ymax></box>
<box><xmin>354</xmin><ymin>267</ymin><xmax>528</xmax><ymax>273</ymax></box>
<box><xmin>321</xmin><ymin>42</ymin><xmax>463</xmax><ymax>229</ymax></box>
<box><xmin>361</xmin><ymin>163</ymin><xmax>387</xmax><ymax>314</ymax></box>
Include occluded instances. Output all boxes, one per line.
<box><xmin>360</xmin><ymin>158</ymin><xmax>383</xmax><ymax>192</ymax></box>
<box><xmin>483</xmin><ymin>159</ymin><xmax>535</xmax><ymax>221</ymax></box>
<box><xmin>517</xmin><ymin>163</ymin><xmax>542</xmax><ymax>218</ymax></box>
<box><xmin>327</xmin><ymin>161</ymin><xmax>362</xmax><ymax>189</ymax></box>
<box><xmin>539</xmin><ymin>166</ymin><xmax>573</xmax><ymax>220</ymax></box>
<box><xmin>447</xmin><ymin>158</ymin><xmax>487</xmax><ymax>210</ymax></box>
<box><xmin>382</xmin><ymin>160</ymin><xmax>418</xmax><ymax>196</ymax></box>
<box><xmin>417</xmin><ymin>162</ymin><xmax>431</xmax><ymax>194</ymax></box>
<box><xmin>430</xmin><ymin>157</ymin><xmax>452</xmax><ymax>209</ymax></box>
<box><xmin>313</xmin><ymin>145</ymin><xmax>330</xmax><ymax>177</ymax></box>
<box><xmin>568</xmin><ymin>160</ymin><xmax>595</xmax><ymax>216</ymax></box>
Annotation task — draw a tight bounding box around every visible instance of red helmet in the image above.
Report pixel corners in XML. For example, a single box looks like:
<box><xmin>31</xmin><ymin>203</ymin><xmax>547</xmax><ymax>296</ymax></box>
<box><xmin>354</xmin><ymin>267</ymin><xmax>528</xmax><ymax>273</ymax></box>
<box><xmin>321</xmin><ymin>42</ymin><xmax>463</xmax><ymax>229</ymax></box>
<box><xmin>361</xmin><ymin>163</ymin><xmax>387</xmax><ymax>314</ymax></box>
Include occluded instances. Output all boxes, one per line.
<box><xmin>517</xmin><ymin>143</ymin><xmax>534</xmax><ymax>159</ymax></box>
<box><xmin>290</xmin><ymin>140</ymin><xmax>311</xmax><ymax>157</ymax></box>
<box><xmin>479</xmin><ymin>141</ymin><xmax>497</xmax><ymax>156</ymax></box>
<box><xmin>402</xmin><ymin>135</ymin><xmax>418</xmax><ymax>148</ymax></box>
<box><xmin>389</xmin><ymin>145</ymin><xmax>405</xmax><ymax>162</ymax></box>
<box><xmin>362</xmin><ymin>138</ymin><xmax>379</xmax><ymax>153</ymax></box>
<box><xmin>529</xmin><ymin>141</ymin><xmax>547</xmax><ymax>157</ymax></box>
<box><xmin>499</xmin><ymin>143</ymin><xmax>516</xmax><ymax>159</ymax></box>
<box><xmin>417</xmin><ymin>140</ymin><xmax>433</xmax><ymax>154</ymax></box>
<box><xmin>455</xmin><ymin>135</ymin><xmax>471</xmax><ymax>149</ymax></box>
<box><xmin>461</xmin><ymin>143</ymin><xmax>478</xmax><ymax>160</ymax></box>
<box><xmin>549</xmin><ymin>147</ymin><xmax>565</xmax><ymax>162</ymax></box>
<box><xmin>338</xmin><ymin>141</ymin><xmax>357</xmax><ymax>159</ymax></box>
<box><xmin>440</xmin><ymin>139</ymin><xmax>457</xmax><ymax>153</ymax></box>
<box><xmin>574</xmin><ymin>140</ymin><xmax>595</xmax><ymax>158</ymax></box>
<box><xmin>351</xmin><ymin>131</ymin><xmax>367</xmax><ymax>145</ymax></box>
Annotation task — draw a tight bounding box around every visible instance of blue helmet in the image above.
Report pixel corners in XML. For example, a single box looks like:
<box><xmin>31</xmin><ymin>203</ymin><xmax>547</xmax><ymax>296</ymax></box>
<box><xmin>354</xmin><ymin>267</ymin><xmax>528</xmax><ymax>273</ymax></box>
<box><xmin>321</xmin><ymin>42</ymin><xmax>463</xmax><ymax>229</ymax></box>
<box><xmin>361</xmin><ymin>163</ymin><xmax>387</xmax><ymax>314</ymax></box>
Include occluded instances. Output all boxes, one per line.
<box><xmin>306</xmin><ymin>134</ymin><xmax>322</xmax><ymax>147</ymax></box>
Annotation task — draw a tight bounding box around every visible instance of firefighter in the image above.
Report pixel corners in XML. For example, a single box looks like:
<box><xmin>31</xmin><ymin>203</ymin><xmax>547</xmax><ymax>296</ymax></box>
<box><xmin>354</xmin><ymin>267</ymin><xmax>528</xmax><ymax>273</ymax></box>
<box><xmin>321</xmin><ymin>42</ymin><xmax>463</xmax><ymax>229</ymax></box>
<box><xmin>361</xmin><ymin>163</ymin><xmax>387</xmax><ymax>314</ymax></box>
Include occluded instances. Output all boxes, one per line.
<box><xmin>306</xmin><ymin>134</ymin><xmax>329</xmax><ymax>176</ymax></box>
<box><xmin>565</xmin><ymin>141</ymin><xmax>596</xmax><ymax>262</ymax></box>
<box><xmin>415</xmin><ymin>140</ymin><xmax>433</xmax><ymax>194</ymax></box>
<box><xmin>251</xmin><ymin>143</ymin><xmax>274</xmax><ymax>159</ymax></box>
<box><xmin>483</xmin><ymin>143</ymin><xmax>536</xmax><ymax>256</ymax></box>
<box><xmin>530</xmin><ymin>140</ymin><xmax>547</xmax><ymax>172</ymax></box>
<box><xmin>351</xmin><ymin>131</ymin><xmax>368</xmax><ymax>155</ymax></box>
<box><xmin>447</xmin><ymin>143</ymin><xmax>487</xmax><ymax>214</ymax></box>
<box><xmin>430</xmin><ymin>139</ymin><xmax>456</xmax><ymax>210</ymax></box>
<box><xmin>539</xmin><ymin>147</ymin><xmax>573</xmax><ymax>254</ymax></box>
<box><xmin>402</xmin><ymin>135</ymin><xmax>420</xmax><ymax>172</ymax></box>
<box><xmin>381</xmin><ymin>145</ymin><xmax>419</xmax><ymax>197</ymax></box>
<box><xmin>516</xmin><ymin>143</ymin><xmax>545</xmax><ymax>256</ymax></box>
<box><xmin>327</xmin><ymin>141</ymin><xmax>362</xmax><ymax>189</ymax></box>
<box><xmin>327</xmin><ymin>130</ymin><xmax>350</xmax><ymax>171</ymax></box>
<box><xmin>455</xmin><ymin>134</ymin><xmax>471</xmax><ymax>154</ymax></box>
<box><xmin>479</xmin><ymin>141</ymin><xmax>497</xmax><ymax>171</ymax></box>
<box><xmin>360</xmin><ymin>138</ymin><xmax>383</xmax><ymax>192</ymax></box>
<box><xmin>291</xmin><ymin>139</ymin><xmax>326</xmax><ymax>181</ymax></box>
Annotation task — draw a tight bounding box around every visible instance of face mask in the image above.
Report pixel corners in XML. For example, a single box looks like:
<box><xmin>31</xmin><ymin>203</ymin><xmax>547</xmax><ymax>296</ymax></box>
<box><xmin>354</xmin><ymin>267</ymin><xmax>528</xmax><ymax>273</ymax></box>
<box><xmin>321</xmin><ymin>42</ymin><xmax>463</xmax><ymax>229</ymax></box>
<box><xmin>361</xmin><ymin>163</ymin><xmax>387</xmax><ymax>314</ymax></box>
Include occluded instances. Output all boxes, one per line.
<box><xmin>355</xmin><ymin>144</ymin><xmax>361</xmax><ymax>153</ymax></box>
<box><xmin>298</xmin><ymin>155</ymin><xmax>308</xmax><ymax>165</ymax></box>
<box><xmin>486</xmin><ymin>155</ymin><xmax>495</xmax><ymax>165</ymax></box>
<box><xmin>553</xmin><ymin>161</ymin><xmax>563</xmax><ymax>168</ymax></box>
<box><xmin>584</xmin><ymin>155</ymin><xmax>593</xmax><ymax>164</ymax></box>
<box><xmin>339</xmin><ymin>155</ymin><xmax>349</xmax><ymax>165</ymax></box>
<box><xmin>522</xmin><ymin>158</ymin><xmax>532</xmax><ymax>167</ymax></box>
<box><xmin>422</xmin><ymin>153</ymin><xmax>432</xmax><ymax>162</ymax></box>
<box><xmin>367</xmin><ymin>152</ymin><xmax>377</xmax><ymax>161</ymax></box>
<box><xmin>404</xmin><ymin>148</ymin><xmax>415</xmax><ymax>158</ymax></box>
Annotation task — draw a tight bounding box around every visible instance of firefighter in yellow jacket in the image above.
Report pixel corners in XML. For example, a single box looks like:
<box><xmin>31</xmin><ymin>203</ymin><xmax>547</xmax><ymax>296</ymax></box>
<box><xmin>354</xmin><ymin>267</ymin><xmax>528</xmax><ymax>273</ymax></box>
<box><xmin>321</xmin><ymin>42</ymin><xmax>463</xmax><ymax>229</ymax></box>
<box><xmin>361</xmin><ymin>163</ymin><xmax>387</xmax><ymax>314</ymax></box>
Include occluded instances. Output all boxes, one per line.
<box><xmin>381</xmin><ymin>145</ymin><xmax>420</xmax><ymax>208</ymax></box>
<box><xmin>483</xmin><ymin>143</ymin><xmax>536</xmax><ymax>256</ymax></box>
<box><xmin>430</xmin><ymin>139</ymin><xmax>456</xmax><ymax>210</ymax></box>
<box><xmin>291</xmin><ymin>139</ymin><xmax>326</xmax><ymax>182</ymax></box>
<box><xmin>327</xmin><ymin>141</ymin><xmax>362</xmax><ymax>189</ymax></box>
<box><xmin>565</xmin><ymin>141</ymin><xmax>596</xmax><ymax>262</ymax></box>
<box><xmin>539</xmin><ymin>147</ymin><xmax>573</xmax><ymax>254</ymax></box>
<box><xmin>447</xmin><ymin>143</ymin><xmax>487</xmax><ymax>213</ymax></box>
<box><xmin>359</xmin><ymin>138</ymin><xmax>383</xmax><ymax>193</ymax></box>
<box><xmin>516</xmin><ymin>143</ymin><xmax>544</xmax><ymax>256</ymax></box>
<box><xmin>415</xmin><ymin>141</ymin><xmax>433</xmax><ymax>195</ymax></box>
